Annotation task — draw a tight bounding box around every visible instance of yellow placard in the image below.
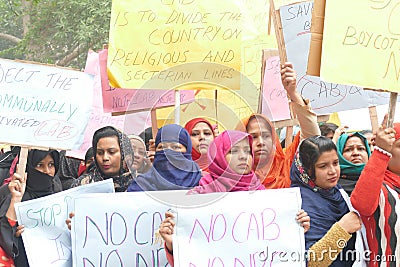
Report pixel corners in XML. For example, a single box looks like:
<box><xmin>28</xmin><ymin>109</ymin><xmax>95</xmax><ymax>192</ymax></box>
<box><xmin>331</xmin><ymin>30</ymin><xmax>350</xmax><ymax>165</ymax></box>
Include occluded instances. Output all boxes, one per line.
<box><xmin>108</xmin><ymin>0</ymin><xmax>243</xmax><ymax>89</ymax></box>
<box><xmin>321</xmin><ymin>0</ymin><xmax>400</xmax><ymax>92</ymax></box>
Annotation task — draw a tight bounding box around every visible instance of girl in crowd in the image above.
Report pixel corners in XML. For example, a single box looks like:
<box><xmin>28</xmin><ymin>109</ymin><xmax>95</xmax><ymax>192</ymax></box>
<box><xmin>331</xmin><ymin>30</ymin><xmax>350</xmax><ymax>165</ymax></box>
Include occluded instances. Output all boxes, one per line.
<box><xmin>192</xmin><ymin>130</ymin><xmax>264</xmax><ymax>193</ymax></box>
<box><xmin>0</xmin><ymin>149</ymin><xmax>61</xmax><ymax>266</ymax></box>
<box><xmin>159</xmin><ymin>130</ymin><xmax>310</xmax><ymax>266</ymax></box>
<box><xmin>351</xmin><ymin>120</ymin><xmax>399</xmax><ymax>266</ymax></box>
<box><xmin>127</xmin><ymin>124</ymin><xmax>202</xmax><ymax>191</ymax></box>
<box><xmin>128</xmin><ymin>135</ymin><xmax>151</xmax><ymax>175</ymax></box>
<box><xmin>337</xmin><ymin>132</ymin><xmax>371</xmax><ymax>195</ymax></box>
<box><xmin>71</xmin><ymin>126</ymin><xmax>135</xmax><ymax>192</ymax></box>
<box><xmin>184</xmin><ymin>118</ymin><xmax>215</xmax><ymax>174</ymax></box>
<box><xmin>291</xmin><ymin>136</ymin><xmax>365</xmax><ymax>266</ymax></box>
<box><xmin>236</xmin><ymin>62</ymin><xmax>320</xmax><ymax>188</ymax></box>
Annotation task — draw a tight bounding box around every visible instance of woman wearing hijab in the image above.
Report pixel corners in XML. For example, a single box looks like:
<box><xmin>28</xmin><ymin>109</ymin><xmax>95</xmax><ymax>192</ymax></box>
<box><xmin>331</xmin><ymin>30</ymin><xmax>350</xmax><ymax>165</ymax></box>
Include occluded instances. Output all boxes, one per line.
<box><xmin>0</xmin><ymin>149</ymin><xmax>60</xmax><ymax>266</ymax></box>
<box><xmin>351</xmin><ymin>120</ymin><xmax>400</xmax><ymax>266</ymax></box>
<box><xmin>159</xmin><ymin>130</ymin><xmax>310</xmax><ymax>266</ymax></box>
<box><xmin>71</xmin><ymin>126</ymin><xmax>135</xmax><ymax>192</ymax></box>
<box><xmin>236</xmin><ymin>63</ymin><xmax>320</xmax><ymax>189</ymax></box>
<box><xmin>337</xmin><ymin>132</ymin><xmax>371</xmax><ymax>196</ymax></box>
<box><xmin>192</xmin><ymin>130</ymin><xmax>264</xmax><ymax>193</ymax></box>
<box><xmin>127</xmin><ymin>124</ymin><xmax>202</xmax><ymax>192</ymax></box>
<box><xmin>184</xmin><ymin>118</ymin><xmax>215</xmax><ymax>174</ymax></box>
<box><xmin>291</xmin><ymin>136</ymin><xmax>366</xmax><ymax>266</ymax></box>
<box><xmin>128</xmin><ymin>135</ymin><xmax>151</xmax><ymax>175</ymax></box>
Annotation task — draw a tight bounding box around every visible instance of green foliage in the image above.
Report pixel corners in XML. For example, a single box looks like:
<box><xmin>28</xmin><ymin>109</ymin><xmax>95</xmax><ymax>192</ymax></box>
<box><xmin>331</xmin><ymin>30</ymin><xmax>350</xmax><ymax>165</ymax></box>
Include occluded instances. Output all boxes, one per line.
<box><xmin>0</xmin><ymin>0</ymin><xmax>111</xmax><ymax>68</ymax></box>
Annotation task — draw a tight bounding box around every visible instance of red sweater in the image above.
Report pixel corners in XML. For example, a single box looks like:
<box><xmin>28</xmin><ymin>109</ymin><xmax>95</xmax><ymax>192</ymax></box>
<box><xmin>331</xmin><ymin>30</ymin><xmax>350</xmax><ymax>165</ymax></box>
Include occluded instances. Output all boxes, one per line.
<box><xmin>351</xmin><ymin>150</ymin><xmax>399</xmax><ymax>266</ymax></box>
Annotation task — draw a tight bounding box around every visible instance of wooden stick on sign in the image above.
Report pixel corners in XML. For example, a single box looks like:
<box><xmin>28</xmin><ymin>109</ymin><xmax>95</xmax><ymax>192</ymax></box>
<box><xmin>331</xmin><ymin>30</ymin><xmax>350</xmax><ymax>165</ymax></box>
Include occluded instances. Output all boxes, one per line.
<box><xmin>269</xmin><ymin>0</ymin><xmax>294</xmax><ymax>146</ymax></box>
<box><xmin>368</xmin><ymin>106</ymin><xmax>379</xmax><ymax>133</ymax></box>
<box><xmin>17</xmin><ymin>147</ymin><xmax>29</xmax><ymax>177</ymax></box>
<box><xmin>387</xmin><ymin>92</ymin><xmax>398</xmax><ymax>128</ymax></box>
<box><xmin>151</xmin><ymin>108</ymin><xmax>158</xmax><ymax>140</ymax></box>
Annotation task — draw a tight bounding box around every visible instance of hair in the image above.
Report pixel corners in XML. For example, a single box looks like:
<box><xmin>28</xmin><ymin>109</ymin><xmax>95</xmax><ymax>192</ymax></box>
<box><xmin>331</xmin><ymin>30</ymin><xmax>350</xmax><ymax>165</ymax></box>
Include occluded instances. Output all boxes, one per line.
<box><xmin>360</xmin><ymin>129</ymin><xmax>372</xmax><ymax>135</ymax></box>
<box><xmin>319</xmin><ymin>122</ymin><xmax>338</xmax><ymax>137</ymax></box>
<box><xmin>139</xmin><ymin>127</ymin><xmax>154</xmax><ymax>150</ymax></box>
<box><xmin>84</xmin><ymin>147</ymin><xmax>94</xmax><ymax>163</ymax></box>
<box><xmin>92</xmin><ymin>126</ymin><xmax>120</xmax><ymax>150</ymax></box>
<box><xmin>246</xmin><ymin>114</ymin><xmax>273</xmax><ymax>134</ymax></box>
<box><xmin>299</xmin><ymin>136</ymin><xmax>337</xmax><ymax>180</ymax></box>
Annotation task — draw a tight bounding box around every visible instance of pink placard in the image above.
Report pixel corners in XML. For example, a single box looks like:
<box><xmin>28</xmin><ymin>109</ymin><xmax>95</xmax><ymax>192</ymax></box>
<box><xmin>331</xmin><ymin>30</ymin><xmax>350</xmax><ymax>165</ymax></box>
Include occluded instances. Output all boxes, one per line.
<box><xmin>66</xmin><ymin>51</ymin><xmax>152</xmax><ymax>159</ymax></box>
<box><xmin>261</xmin><ymin>56</ymin><xmax>291</xmax><ymax>121</ymax></box>
<box><xmin>98</xmin><ymin>49</ymin><xmax>195</xmax><ymax>113</ymax></box>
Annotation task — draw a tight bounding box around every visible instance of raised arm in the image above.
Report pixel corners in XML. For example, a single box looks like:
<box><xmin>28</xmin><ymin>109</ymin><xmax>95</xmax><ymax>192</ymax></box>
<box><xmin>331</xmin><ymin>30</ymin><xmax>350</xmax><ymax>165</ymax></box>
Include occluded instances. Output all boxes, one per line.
<box><xmin>280</xmin><ymin>62</ymin><xmax>320</xmax><ymax>140</ymax></box>
<box><xmin>351</xmin><ymin>122</ymin><xmax>395</xmax><ymax>216</ymax></box>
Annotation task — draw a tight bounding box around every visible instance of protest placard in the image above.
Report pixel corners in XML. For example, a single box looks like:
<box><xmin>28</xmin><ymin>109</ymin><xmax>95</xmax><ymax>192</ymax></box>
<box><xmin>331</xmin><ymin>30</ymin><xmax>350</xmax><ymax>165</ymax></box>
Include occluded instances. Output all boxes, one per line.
<box><xmin>108</xmin><ymin>1</ymin><xmax>242</xmax><ymax>89</ymax></box>
<box><xmin>0</xmin><ymin>58</ymin><xmax>93</xmax><ymax>149</ymax></box>
<box><xmin>71</xmin><ymin>189</ymin><xmax>304</xmax><ymax>267</ymax></box>
<box><xmin>98</xmin><ymin>49</ymin><xmax>195</xmax><ymax>113</ymax></box>
<box><xmin>15</xmin><ymin>179</ymin><xmax>114</xmax><ymax>267</ymax></box>
<box><xmin>321</xmin><ymin>0</ymin><xmax>400</xmax><ymax>91</ymax></box>
<box><xmin>279</xmin><ymin>1</ymin><xmax>398</xmax><ymax>115</ymax></box>
<box><xmin>174</xmin><ymin>188</ymin><xmax>304</xmax><ymax>266</ymax></box>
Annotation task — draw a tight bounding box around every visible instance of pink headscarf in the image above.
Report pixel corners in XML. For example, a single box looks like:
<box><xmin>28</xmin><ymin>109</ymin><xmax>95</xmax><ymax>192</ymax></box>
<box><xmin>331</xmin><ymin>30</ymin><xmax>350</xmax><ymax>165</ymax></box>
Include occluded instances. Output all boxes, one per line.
<box><xmin>193</xmin><ymin>130</ymin><xmax>265</xmax><ymax>193</ymax></box>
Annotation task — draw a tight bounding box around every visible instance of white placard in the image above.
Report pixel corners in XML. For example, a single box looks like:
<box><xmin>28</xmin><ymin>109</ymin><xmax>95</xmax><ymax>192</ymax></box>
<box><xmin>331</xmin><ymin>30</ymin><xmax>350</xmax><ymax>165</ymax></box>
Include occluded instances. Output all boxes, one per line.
<box><xmin>0</xmin><ymin>58</ymin><xmax>93</xmax><ymax>149</ymax></box>
<box><xmin>174</xmin><ymin>188</ymin><xmax>305</xmax><ymax>266</ymax></box>
<box><xmin>15</xmin><ymin>179</ymin><xmax>115</xmax><ymax>267</ymax></box>
<box><xmin>280</xmin><ymin>1</ymin><xmax>398</xmax><ymax>115</ymax></box>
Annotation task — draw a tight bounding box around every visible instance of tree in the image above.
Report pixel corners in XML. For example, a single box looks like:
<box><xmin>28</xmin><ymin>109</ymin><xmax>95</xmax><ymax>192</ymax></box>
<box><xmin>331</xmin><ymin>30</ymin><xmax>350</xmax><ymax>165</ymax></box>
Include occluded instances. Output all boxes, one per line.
<box><xmin>0</xmin><ymin>0</ymin><xmax>111</xmax><ymax>69</ymax></box>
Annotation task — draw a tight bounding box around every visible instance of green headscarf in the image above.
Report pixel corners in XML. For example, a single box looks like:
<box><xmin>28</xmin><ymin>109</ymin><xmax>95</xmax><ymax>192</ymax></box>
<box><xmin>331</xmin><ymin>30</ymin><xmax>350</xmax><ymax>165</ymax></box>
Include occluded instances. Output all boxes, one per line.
<box><xmin>337</xmin><ymin>132</ymin><xmax>371</xmax><ymax>176</ymax></box>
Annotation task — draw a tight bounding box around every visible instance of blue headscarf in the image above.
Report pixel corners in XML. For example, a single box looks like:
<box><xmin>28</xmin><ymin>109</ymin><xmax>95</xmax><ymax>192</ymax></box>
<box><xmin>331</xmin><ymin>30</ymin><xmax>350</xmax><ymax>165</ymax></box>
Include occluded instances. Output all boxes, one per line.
<box><xmin>290</xmin><ymin>151</ymin><xmax>355</xmax><ymax>265</ymax></box>
<box><xmin>127</xmin><ymin>124</ymin><xmax>202</xmax><ymax>191</ymax></box>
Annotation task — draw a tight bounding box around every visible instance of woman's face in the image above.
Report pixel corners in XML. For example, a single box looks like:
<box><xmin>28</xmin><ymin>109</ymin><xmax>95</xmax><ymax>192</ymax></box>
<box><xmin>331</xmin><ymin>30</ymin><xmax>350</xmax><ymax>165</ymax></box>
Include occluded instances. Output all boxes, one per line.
<box><xmin>246</xmin><ymin>117</ymin><xmax>273</xmax><ymax>169</ymax></box>
<box><xmin>342</xmin><ymin>136</ymin><xmax>369</xmax><ymax>164</ymax></box>
<box><xmin>35</xmin><ymin>154</ymin><xmax>56</xmax><ymax>176</ymax></box>
<box><xmin>130</xmin><ymin>138</ymin><xmax>146</xmax><ymax>170</ymax></box>
<box><xmin>156</xmin><ymin>142</ymin><xmax>187</xmax><ymax>153</ymax></box>
<box><xmin>225</xmin><ymin>138</ymin><xmax>253</xmax><ymax>175</ymax></box>
<box><xmin>190</xmin><ymin>122</ymin><xmax>214</xmax><ymax>155</ymax></box>
<box><xmin>314</xmin><ymin>150</ymin><xmax>340</xmax><ymax>190</ymax></box>
<box><xmin>96</xmin><ymin>136</ymin><xmax>121</xmax><ymax>177</ymax></box>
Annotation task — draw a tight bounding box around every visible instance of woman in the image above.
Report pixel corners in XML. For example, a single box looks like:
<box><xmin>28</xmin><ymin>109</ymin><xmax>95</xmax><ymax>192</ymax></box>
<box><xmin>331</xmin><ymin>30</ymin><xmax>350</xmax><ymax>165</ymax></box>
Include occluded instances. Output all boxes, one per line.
<box><xmin>351</xmin><ymin>120</ymin><xmax>399</xmax><ymax>266</ymax></box>
<box><xmin>337</xmin><ymin>132</ymin><xmax>371</xmax><ymax>195</ymax></box>
<box><xmin>160</xmin><ymin>130</ymin><xmax>310</xmax><ymax>266</ymax></box>
<box><xmin>128</xmin><ymin>135</ymin><xmax>151</xmax><ymax>175</ymax></box>
<box><xmin>184</xmin><ymin>118</ymin><xmax>215</xmax><ymax>173</ymax></box>
<box><xmin>236</xmin><ymin>62</ymin><xmax>320</xmax><ymax>189</ymax></box>
<box><xmin>71</xmin><ymin>126</ymin><xmax>135</xmax><ymax>192</ymax></box>
<box><xmin>192</xmin><ymin>130</ymin><xmax>264</xmax><ymax>193</ymax></box>
<box><xmin>0</xmin><ymin>149</ymin><xmax>61</xmax><ymax>266</ymax></box>
<box><xmin>291</xmin><ymin>136</ymin><xmax>365</xmax><ymax>266</ymax></box>
<box><xmin>127</xmin><ymin>124</ymin><xmax>202</xmax><ymax>192</ymax></box>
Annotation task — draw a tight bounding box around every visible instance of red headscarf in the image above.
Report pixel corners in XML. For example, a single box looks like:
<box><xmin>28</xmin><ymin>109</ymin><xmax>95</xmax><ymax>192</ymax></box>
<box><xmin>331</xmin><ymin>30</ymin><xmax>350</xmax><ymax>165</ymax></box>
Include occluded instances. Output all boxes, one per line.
<box><xmin>193</xmin><ymin>130</ymin><xmax>264</xmax><ymax>193</ymax></box>
<box><xmin>184</xmin><ymin>118</ymin><xmax>215</xmax><ymax>173</ymax></box>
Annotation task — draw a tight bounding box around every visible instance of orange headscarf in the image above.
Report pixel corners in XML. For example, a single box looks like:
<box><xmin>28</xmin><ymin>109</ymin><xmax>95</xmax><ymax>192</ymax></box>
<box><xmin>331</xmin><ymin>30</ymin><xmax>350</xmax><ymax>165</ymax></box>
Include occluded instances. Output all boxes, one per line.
<box><xmin>236</xmin><ymin>113</ymin><xmax>300</xmax><ymax>189</ymax></box>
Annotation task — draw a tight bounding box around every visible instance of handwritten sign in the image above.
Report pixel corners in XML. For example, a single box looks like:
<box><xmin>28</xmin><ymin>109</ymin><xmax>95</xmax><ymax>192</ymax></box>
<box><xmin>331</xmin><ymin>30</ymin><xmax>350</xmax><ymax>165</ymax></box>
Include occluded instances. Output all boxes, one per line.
<box><xmin>321</xmin><ymin>0</ymin><xmax>400</xmax><ymax>91</ymax></box>
<box><xmin>280</xmin><ymin>1</ymin><xmax>397</xmax><ymax>114</ymax></box>
<box><xmin>71</xmin><ymin>191</ymin><xmax>191</xmax><ymax>267</ymax></box>
<box><xmin>98</xmin><ymin>49</ymin><xmax>195</xmax><ymax>113</ymax></box>
<box><xmin>0</xmin><ymin>58</ymin><xmax>93</xmax><ymax>149</ymax></box>
<box><xmin>66</xmin><ymin>51</ymin><xmax>152</xmax><ymax>160</ymax></box>
<box><xmin>108</xmin><ymin>0</ymin><xmax>243</xmax><ymax>90</ymax></box>
<box><xmin>15</xmin><ymin>179</ymin><xmax>114</xmax><ymax>267</ymax></box>
<box><xmin>261</xmin><ymin>55</ymin><xmax>291</xmax><ymax>121</ymax></box>
<box><xmin>174</xmin><ymin>188</ymin><xmax>304</xmax><ymax>266</ymax></box>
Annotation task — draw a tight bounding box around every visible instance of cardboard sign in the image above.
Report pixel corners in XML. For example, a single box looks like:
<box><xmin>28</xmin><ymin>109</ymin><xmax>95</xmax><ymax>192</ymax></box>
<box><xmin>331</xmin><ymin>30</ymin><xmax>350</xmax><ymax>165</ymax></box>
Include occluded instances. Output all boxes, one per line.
<box><xmin>321</xmin><ymin>0</ymin><xmax>400</xmax><ymax>91</ymax></box>
<box><xmin>15</xmin><ymin>180</ymin><xmax>115</xmax><ymax>267</ymax></box>
<box><xmin>0</xmin><ymin>58</ymin><xmax>93</xmax><ymax>149</ymax></box>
